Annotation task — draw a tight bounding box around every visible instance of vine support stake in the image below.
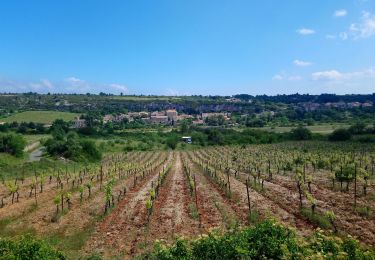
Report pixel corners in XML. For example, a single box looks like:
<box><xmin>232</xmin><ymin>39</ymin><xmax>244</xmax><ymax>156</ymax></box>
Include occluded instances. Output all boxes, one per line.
<box><xmin>354</xmin><ymin>163</ymin><xmax>357</xmax><ymax>209</ymax></box>
<box><xmin>193</xmin><ymin>174</ymin><xmax>201</xmax><ymax>228</ymax></box>
<box><xmin>246</xmin><ymin>178</ymin><xmax>251</xmax><ymax>216</ymax></box>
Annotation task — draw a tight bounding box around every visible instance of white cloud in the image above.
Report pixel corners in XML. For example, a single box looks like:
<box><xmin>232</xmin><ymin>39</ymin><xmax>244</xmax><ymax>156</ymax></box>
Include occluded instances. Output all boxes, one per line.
<box><xmin>293</xmin><ymin>59</ymin><xmax>312</xmax><ymax>67</ymax></box>
<box><xmin>109</xmin><ymin>84</ymin><xmax>128</xmax><ymax>93</ymax></box>
<box><xmin>334</xmin><ymin>9</ymin><xmax>348</xmax><ymax>17</ymax></box>
<box><xmin>66</xmin><ymin>76</ymin><xmax>86</xmax><ymax>86</ymax></box>
<box><xmin>288</xmin><ymin>75</ymin><xmax>303</xmax><ymax>81</ymax></box>
<box><xmin>312</xmin><ymin>70</ymin><xmax>343</xmax><ymax>81</ymax></box>
<box><xmin>296</xmin><ymin>28</ymin><xmax>316</xmax><ymax>35</ymax></box>
<box><xmin>272</xmin><ymin>74</ymin><xmax>284</xmax><ymax>80</ymax></box>
<box><xmin>312</xmin><ymin>68</ymin><xmax>375</xmax><ymax>81</ymax></box>
<box><xmin>349</xmin><ymin>11</ymin><xmax>375</xmax><ymax>39</ymax></box>
<box><xmin>273</xmin><ymin>72</ymin><xmax>302</xmax><ymax>81</ymax></box>
<box><xmin>0</xmin><ymin>76</ymin><xmax>131</xmax><ymax>94</ymax></box>
<box><xmin>40</xmin><ymin>79</ymin><xmax>54</xmax><ymax>90</ymax></box>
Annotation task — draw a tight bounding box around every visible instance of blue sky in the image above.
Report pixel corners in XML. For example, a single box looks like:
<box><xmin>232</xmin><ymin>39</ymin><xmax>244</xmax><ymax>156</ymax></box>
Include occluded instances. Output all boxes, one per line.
<box><xmin>0</xmin><ymin>0</ymin><xmax>374</xmax><ymax>95</ymax></box>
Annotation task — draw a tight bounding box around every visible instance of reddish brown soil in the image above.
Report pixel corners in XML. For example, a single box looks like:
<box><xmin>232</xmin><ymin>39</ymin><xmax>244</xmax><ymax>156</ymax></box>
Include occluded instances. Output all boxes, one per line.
<box><xmin>84</xmin><ymin>153</ymin><xmax>173</xmax><ymax>258</ymax></box>
<box><xmin>145</xmin><ymin>153</ymin><xmax>199</xmax><ymax>251</ymax></box>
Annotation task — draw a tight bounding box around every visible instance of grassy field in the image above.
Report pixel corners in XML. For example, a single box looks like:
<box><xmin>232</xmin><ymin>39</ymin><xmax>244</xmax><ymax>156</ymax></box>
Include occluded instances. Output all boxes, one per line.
<box><xmin>23</xmin><ymin>134</ymin><xmax>51</xmax><ymax>145</ymax></box>
<box><xmin>253</xmin><ymin>123</ymin><xmax>350</xmax><ymax>134</ymax></box>
<box><xmin>1</xmin><ymin>111</ymin><xmax>80</xmax><ymax>124</ymax></box>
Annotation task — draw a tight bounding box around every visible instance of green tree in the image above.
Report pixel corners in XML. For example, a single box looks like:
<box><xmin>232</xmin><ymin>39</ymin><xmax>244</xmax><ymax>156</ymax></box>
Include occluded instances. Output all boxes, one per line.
<box><xmin>289</xmin><ymin>126</ymin><xmax>312</xmax><ymax>140</ymax></box>
<box><xmin>329</xmin><ymin>128</ymin><xmax>352</xmax><ymax>141</ymax></box>
<box><xmin>0</xmin><ymin>133</ymin><xmax>26</xmax><ymax>157</ymax></box>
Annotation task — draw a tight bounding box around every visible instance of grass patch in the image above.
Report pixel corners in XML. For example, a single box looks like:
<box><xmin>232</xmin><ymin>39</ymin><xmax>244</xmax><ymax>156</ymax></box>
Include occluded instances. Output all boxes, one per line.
<box><xmin>248</xmin><ymin>210</ymin><xmax>261</xmax><ymax>224</ymax></box>
<box><xmin>355</xmin><ymin>206</ymin><xmax>373</xmax><ymax>219</ymax></box>
<box><xmin>214</xmin><ymin>201</ymin><xmax>239</xmax><ymax>230</ymax></box>
<box><xmin>0</xmin><ymin>218</ymin><xmax>36</xmax><ymax>238</ymax></box>
<box><xmin>0</xmin><ymin>218</ymin><xmax>13</xmax><ymax>235</ymax></box>
<box><xmin>300</xmin><ymin>207</ymin><xmax>332</xmax><ymax>229</ymax></box>
<box><xmin>368</xmin><ymin>193</ymin><xmax>375</xmax><ymax>201</ymax></box>
<box><xmin>48</xmin><ymin>224</ymin><xmax>96</xmax><ymax>257</ymax></box>
<box><xmin>0</xmin><ymin>155</ymin><xmax>90</xmax><ymax>180</ymax></box>
<box><xmin>254</xmin><ymin>123</ymin><xmax>350</xmax><ymax>134</ymax></box>
<box><xmin>27</xmin><ymin>202</ymin><xmax>39</xmax><ymax>213</ymax></box>
<box><xmin>249</xmin><ymin>181</ymin><xmax>265</xmax><ymax>193</ymax></box>
<box><xmin>24</xmin><ymin>134</ymin><xmax>51</xmax><ymax>146</ymax></box>
<box><xmin>188</xmin><ymin>203</ymin><xmax>199</xmax><ymax>220</ymax></box>
<box><xmin>1</xmin><ymin>110</ymin><xmax>79</xmax><ymax>124</ymax></box>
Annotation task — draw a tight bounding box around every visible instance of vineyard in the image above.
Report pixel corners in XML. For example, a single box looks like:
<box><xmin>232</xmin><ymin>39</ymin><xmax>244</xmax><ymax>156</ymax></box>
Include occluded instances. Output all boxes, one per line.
<box><xmin>1</xmin><ymin>141</ymin><xmax>375</xmax><ymax>258</ymax></box>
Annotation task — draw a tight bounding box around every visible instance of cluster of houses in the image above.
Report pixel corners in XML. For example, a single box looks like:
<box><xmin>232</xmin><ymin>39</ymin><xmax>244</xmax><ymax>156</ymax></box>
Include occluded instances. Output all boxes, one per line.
<box><xmin>71</xmin><ymin>101</ymin><xmax>374</xmax><ymax>129</ymax></box>
<box><xmin>97</xmin><ymin>110</ymin><xmax>234</xmax><ymax>127</ymax></box>
<box><xmin>101</xmin><ymin>109</ymin><xmax>195</xmax><ymax>126</ymax></box>
<box><xmin>72</xmin><ymin>110</ymin><xmax>237</xmax><ymax>129</ymax></box>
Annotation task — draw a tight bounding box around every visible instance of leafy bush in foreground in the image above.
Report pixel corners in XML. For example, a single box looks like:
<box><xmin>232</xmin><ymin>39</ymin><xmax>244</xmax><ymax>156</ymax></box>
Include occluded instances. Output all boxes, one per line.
<box><xmin>0</xmin><ymin>236</ymin><xmax>65</xmax><ymax>259</ymax></box>
<box><xmin>144</xmin><ymin>220</ymin><xmax>374</xmax><ymax>259</ymax></box>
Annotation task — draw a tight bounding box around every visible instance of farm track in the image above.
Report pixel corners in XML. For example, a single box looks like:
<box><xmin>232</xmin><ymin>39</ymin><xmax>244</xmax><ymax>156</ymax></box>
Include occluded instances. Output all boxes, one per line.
<box><xmin>145</xmin><ymin>153</ymin><xmax>199</xmax><ymax>253</ymax></box>
<box><xmin>84</xmin><ymin>153</ymin><xmax>173</xmax><ymax>258</ymax></box>
<box><xmin>185</xmin><ymin>154</ymin><xmax>243</xmax><ymax>230</ymax></box>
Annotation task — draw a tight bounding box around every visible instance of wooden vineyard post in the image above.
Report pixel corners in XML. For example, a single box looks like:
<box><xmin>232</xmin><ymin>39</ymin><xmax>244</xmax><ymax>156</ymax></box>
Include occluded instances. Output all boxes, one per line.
<box><xmin>246</xmin><ymin>178</ymin><xmax>251</xmax><ymax>216</ymax></box>
<box><xmin>157</xmin><ymin>171</ymin><xmax>161</xmax><ymax>194</ymax></box>
<box><xmin>100</xmin><ymin>165</ymin><xmax>103</xmax><ymax>190</ymax></box>
<box><xmin>303</xmin><ymin>164</ymin><xmax>306</xmax><ymax>182</ymax></box>
<box><xmin>354</xmin><ymin>163</ymin><xmax>357</xmax><ymax>209</ymax></box>
<box><xmin>268</xmin><ymin>160</ymin><xmax>272</xmax><ymax>180</ymax></box>
<box><xmin>193</xmin><ymin>175</ymin><xmax>201</xmax><ymax>228</ymax></box>
<box><xmin>227</xmin><ymin>172</ymin><xmax>231</xmax><ymax>197</ymax></box>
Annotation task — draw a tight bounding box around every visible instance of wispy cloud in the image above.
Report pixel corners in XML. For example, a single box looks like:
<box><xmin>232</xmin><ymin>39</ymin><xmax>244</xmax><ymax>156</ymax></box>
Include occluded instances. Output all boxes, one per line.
<box><xmin>312</xmin><ymin>70</ymin><xmax>343</xmax><ymax>81</ymax></box>
<box><xmin>293</xmin><ymin>59</ymin><xmax>312</xmax><ymax>67</ymax></box>
<box><xmin>296</xmin><ymin>28</ymin><xmax>316</xmax><ymax>35</ymax></box>
<box><xmin>311</xmin><ymin>68</ymin><xmax>375</xmax><ymax>81</ymax></box>
<box><xmin>327</xmin><ymin>11</ymin><xmax>374</xmax><ymax>40</ymax></box>
<box><xmin>273</xmin><ymin>72</ymin><xmax>302</xmax><ymax>81</ymax></box>
<box><xmin>0</xmin><ymin>76</ymin><xmax>129</xmax><ymax>94</ymax></box>
<box><xmin>109</xmin><ymin>84</ymin><xmax>128</xmax><ymax>93</ymax></box>
<box><xmin>334</xmin><ymin>9</ymin><xmax>348</xmax><ymax>17</ymax></box>
<box><xmin>349</xmin><ymin>11</ymin><xmax>375</xmax><ymax>39</ymax></box>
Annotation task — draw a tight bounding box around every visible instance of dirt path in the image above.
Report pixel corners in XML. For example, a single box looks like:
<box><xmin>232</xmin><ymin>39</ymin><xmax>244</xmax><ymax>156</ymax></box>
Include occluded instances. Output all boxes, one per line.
<box><xmin>84</xmin><ymin>153</ymin><xmax>173</xmax><ymax>259</ymax></box>
<box><xmin>189</xmin><ymin>157</ymin><xmax>244</xmax><ymax>230</ymax></box>
<box><xmin>146</xmin><ymin>152</ymin><xmax>199</xmax><ymax>247</ymax></box>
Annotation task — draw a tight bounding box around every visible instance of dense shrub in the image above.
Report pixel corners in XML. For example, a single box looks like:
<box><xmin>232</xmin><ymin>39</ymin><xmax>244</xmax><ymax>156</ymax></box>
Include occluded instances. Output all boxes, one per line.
<box><xmin>355</xmin><ymin>134</ymin><xmax>375</xmax><ymax>143</ymax></box>
<box><xmin>0</xmin><ymin>133</ymin><xmax>26</xmax><ymax>157</ymax></box>
<box><xmin>148</xmin><ymin>220</ymin><xmax>302</xmax><ymax>259</ymax></box>
<box><xmin>329</xmin><ymin>128</ymin><xmax>352</xmax><ymax>141</ymax></box>
<box><xmin>289</xmin><ymin>126</ymin><xmax>313</xmax><ymax>140</ymax></box>
<box><xmin>0</xmin><ymin>236</ymin><xmax>65</xmax><ymax>259</ymax></box>
<box><xmin>145</xmin><ymin>220</ymin><xmax>374</xmax><ymax>260</ymax></box>
<box><xmin>165</xmin><ymin>134</ymin><xmax>179</xmax><ymax>150</ymax></box>
<box><xmin>45</xmin><ymin>131</ymin><xmax>102</xmax><ymax>162</ymax></box>
<box><xmin>348</xmin><ymin>122</ymin><xmax>367</xmax><ymax>135</ymax></box>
